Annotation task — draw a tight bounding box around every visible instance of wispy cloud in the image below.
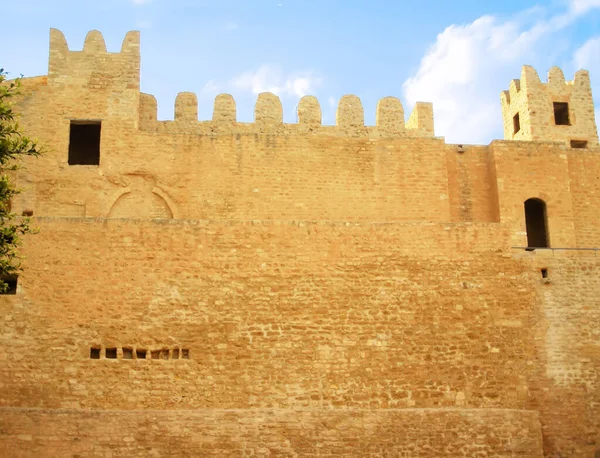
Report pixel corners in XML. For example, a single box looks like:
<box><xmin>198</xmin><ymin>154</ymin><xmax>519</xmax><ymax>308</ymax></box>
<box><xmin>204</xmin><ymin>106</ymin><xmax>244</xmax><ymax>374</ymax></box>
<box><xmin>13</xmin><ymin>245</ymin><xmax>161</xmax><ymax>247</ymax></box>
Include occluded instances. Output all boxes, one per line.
<box><xmin>570</xmin><ymin>0</ymin><xmax>600</xmax><ymax>14</ymax></box>
<box><xmin>403</xmin><ymin>3</ymin><xmax>600</xmax><ymax>143</ymax></box>
<box><xmin>231</xmin><ymin>64</ymin><xmax>323</xmax><ymax>98</ymax></box>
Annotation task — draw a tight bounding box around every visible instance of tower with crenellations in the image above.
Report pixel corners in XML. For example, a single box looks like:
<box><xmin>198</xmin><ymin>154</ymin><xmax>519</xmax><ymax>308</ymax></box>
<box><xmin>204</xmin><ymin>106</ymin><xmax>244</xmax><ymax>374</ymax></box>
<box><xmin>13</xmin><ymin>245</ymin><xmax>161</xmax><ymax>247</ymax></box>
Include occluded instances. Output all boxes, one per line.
<box><xmin>2</xmin><ymin>28</ymin><xmax>600</xmax><ymax>458</ymax></box>
<box><xmin>501</xmin><ymin>65</ymin><xmax>599</xmax><ymax>147</ymax></box>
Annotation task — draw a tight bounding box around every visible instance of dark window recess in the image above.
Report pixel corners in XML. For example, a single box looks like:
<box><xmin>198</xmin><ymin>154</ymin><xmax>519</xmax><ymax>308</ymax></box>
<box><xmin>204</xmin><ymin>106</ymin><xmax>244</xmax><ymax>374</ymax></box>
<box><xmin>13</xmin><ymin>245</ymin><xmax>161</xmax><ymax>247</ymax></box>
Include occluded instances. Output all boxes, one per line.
<box><xmin>105</xmin><ymin>348</ymin><xmax>117</xmax><ymax>359</ymax></box>
<box><xmin>151</xmin><ymin>350</ymin><xmax>161</xmax><ymax>360</ymax></box>
<box><xmin>553</xmin><ymin>102</ymin><xmax>570</xmax><ymax>125</ymax></box>
<box><xmin>22</xmin><ymin>210</ymin><xmax>33</xmax><ymax>217</ymax></box>
<box><xmin>570</xmin><ymin>140</ymin><xmax>588</xmax><ymax>149</ymax></box>
<box><xmin>136</xmin><ymin>349</ymin><xmax>147</xmax><ymax>359</ymax></box>
<box><xmin>172</xmin><ymin>349</ymin><xmax>180</xmax><ymax>360</ymax></box>
<box><xmin>541</xmin><ymin>268</ymin><xmax>548</xmax><ymax>279</ymax></box>
<box><xmin>524</xmin><ymin>198</ymin><xmax>550</xmax><ymax>250</ymax></box>
<box><xmin>0</xmin><ymin>275</ymin><xmax>18</xmax><ymax>295</ymax></box>
<box><xmin>161</xmin><ymin>349</ymin><xmax>170</xmax><ymax>360</ymax></box>
<box><xmin>68</xmin><ymin>121</ymin><xmax>101</xmax><ymax>165</ymax></box>
<box><xmin>513</xmin><ymin>113</ymin><xmax>521</xmax><ymax>134</ymax></box>
<box><xmin>90</xmin><ymin>347</ymin><xmax>101</xmax><ymax>359</ymax></box>
<box><xmin>123</xmin><ymin>347</ymin><xmax>133</xmax><ymax>359</ymax></box>
<box><xmin>182</xmin><ymin>349</ymin><xmax>190</xmax><ymax>359</ymax></box>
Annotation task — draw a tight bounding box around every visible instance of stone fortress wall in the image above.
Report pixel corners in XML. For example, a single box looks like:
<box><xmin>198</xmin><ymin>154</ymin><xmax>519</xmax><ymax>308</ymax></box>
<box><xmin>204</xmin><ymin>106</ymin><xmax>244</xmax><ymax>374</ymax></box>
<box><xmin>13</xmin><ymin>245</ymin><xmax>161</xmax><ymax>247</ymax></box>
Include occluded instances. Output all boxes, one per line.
<box><xmin>1</xmin><ymin>29</ymin><xmax>600</xmax><ymax>457</ymax></box>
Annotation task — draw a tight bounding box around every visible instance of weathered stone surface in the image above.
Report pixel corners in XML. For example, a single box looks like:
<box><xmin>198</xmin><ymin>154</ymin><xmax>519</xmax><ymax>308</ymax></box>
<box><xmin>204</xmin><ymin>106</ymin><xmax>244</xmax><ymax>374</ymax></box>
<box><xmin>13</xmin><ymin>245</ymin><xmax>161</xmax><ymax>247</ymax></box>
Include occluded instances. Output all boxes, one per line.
<box><xmin>2</xmin><ymin>28</ymin><xmax>600</xmax><ymax>458</ymax></box>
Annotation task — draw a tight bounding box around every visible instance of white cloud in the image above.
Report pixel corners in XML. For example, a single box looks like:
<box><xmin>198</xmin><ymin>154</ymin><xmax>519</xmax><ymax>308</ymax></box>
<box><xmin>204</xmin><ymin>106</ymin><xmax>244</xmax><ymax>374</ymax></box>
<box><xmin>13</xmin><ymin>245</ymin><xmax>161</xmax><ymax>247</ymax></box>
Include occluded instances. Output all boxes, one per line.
<box><xmin>199</xmin><ymin>80</ymin><xmax>220</xmax><ymax>98</ymax></box>
<box><xmin>231</xmin><ymin>64</ymin><xmax>323</xmax><ymax>98</ymax></box>
<box><xmin>402</xmin><ymin>6</ymin><xmax>600</xmax><ymax>144</ymax></box>
<box><xmin>570</xmin><ymin>0</ymin><xmax>600</xmax><ymax>14</ymax></box>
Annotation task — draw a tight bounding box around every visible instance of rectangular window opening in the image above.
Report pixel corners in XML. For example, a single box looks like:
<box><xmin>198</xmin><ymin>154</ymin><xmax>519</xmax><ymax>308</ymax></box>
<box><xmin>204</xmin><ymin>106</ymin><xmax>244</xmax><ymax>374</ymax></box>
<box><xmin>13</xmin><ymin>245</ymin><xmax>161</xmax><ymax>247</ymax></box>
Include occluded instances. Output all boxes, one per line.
<box><xmin>541</xmin><ymin>268</ymin><xmax>548</xmax><ymax>279</ymax></box>
<box><xmin>570</xmin><ymin>140</ymin><xmax>588</xmax><ymax>149</ymax></box>
<box><xmin>513</xmin><ymin>113</ymin><xmax>521</xmax><ymax>134</ymax></box>
<box><xmin>182</xmin><ymin>349</ymin><xmax>190</xmax><ymax>360</ymax></box>
<box><xmin>68</xmin><ymin>121</ymin><xmax>101</xmax><ymax>166</ymax></box>
<box><xmin>553</xmin><ymin>102</ymin><xmax>570</xmax><ymax>125</ymax></box>
<box><xmin>90</xmin><ymin>347</ymin><xmax>101</xmax><ymax>359</ymax></box>
<box><xmin>0</xmin><ymin>275</ymin><xmax>18</xmax><ymax>295</ymax></box>
<box><xmin>136</xmin><ymin>349</ymin><xmax>147</xmax><ymax>359</ymax></box>
<box><xmin>122</xmin><ymin>347</ymin><xmax>133</xmax><ymax>359</ymax></box>
<box><xmin>151</xmin><ymin>350</ymin><xmax>161</xmax><ymax>360</ymax></box>
<box><xmin>160</xmin><ymin>349</ymin><xmax>170</xmax><ymax>360</ymax></box>
<box><xmin>172</xmin><ymin>348</ymin><xmax>180</xmax><ymax>360</ymax></box>
<box><xmin>105</xmin><ymin>348</ymin><xmax>117</xmax><ymax>359</ymax></box>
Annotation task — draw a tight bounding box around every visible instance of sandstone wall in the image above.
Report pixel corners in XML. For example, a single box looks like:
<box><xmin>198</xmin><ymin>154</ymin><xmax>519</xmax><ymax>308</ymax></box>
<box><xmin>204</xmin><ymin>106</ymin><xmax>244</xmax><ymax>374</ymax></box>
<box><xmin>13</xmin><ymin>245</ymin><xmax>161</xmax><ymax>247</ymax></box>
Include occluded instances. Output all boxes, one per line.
<box><xmin>4</xmin><ymin>28</ymin><xmax>600</xmax><ymax>457</ymax></box>
<box><xmin>0</xmin><ymin>407</ymin><xmax>543</xmax><ymax>457</ymax></box>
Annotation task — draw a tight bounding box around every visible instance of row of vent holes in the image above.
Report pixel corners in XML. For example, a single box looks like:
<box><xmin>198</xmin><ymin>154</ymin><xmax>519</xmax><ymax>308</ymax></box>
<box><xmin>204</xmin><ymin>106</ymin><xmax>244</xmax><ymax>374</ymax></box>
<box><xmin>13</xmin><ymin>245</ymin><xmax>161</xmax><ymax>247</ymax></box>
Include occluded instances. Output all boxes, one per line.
<box><xmin>90</xmin><ymin>347</ymin><xmax>189</xmax><ymax>360</ymax></box>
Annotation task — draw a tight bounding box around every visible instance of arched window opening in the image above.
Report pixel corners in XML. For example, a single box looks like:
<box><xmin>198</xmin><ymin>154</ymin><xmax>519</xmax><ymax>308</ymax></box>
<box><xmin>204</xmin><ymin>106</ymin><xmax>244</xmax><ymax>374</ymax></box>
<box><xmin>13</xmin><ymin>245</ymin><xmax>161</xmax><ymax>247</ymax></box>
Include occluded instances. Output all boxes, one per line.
<box><xmin>524</xmin><ymin>198</ymin><xmax>549</xmax><ymax>250</ymax></box>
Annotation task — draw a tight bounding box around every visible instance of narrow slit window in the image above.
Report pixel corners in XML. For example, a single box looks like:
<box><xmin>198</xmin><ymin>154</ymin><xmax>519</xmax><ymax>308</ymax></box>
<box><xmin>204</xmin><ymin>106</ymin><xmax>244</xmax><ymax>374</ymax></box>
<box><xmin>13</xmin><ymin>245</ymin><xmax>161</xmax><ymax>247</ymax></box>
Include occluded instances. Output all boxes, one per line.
<box><xmin>0</xmin><ymin>275</ymin><xmax>18</xmax><ymax>295</ymax></box>
<box><xmin>570</xmin><ymin>140</ymin><xmax>588</xmax><ymax>149</ymax></box>
<box><xmin>541</xmin><ymin>268</ymin><xmax>548</xmax><ymax>279</ymax></box>
<box><xmin>524</xmin><ymin>198</ymin><xmax>549</xmax><ymax>250</ymax></box>
<box><xmin>553</xmin><ymin>102</ymin><xmax>570</xmax><ymax>125</ymax></box>
<box><xmin>513</xmin><ymin>113</ymin><xmax>520</xmax><ymax>134</ymax></box>
<box><xmin>68</xmin><ymin>121</ymin><xmax>101</xmax><ymax>165</ymax></box>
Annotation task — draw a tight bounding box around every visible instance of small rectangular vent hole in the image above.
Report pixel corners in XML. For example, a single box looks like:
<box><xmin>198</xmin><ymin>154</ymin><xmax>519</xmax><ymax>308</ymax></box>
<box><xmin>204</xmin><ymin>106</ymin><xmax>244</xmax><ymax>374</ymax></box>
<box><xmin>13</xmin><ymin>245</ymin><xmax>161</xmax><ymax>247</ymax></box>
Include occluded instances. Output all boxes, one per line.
<box><xmin>1</xmin><ymin>275</ymin><xmax>18</xmax><ymax>295</ymax></box>
<box><xmin>151</xmin><ymin>350</ymin><xmax>160</xmax><ymax>360</ymax></box>
<box><xmin>172</xmin><ymin>349</ymin><xmax>180</xmax><ymax>360</ymax></box>
<box><xmin>105</xmin><ymin>348</ymin><xmax>117</xmax><ymax>359</ymax></box>
<box><xmin>123</xmin><ymin>347</ymin><xmax>133</xmax><ymax>359</ymax></box>
<box><xmin>541</xmin><ymin>268</ymin><xmax>548</xmax><ymax>279</ymax></box>
<box><xmin>90</xmin><ymin>347</ymin><xmax>101</xmax><ymax>359</ymax></box>
<box><xmin>136</xmin><ymin>349</ymin><xmax>147</xmax><ymax>359</ymax></box>
<box><xmin>570</xmin><ymin>140</ymin><xmax>588</xmax><ymax>149</ymax></box>
<box><xmin>182</xmin><ymin>349</ymin><xmax>190</xmax><ymax>359</ymax></box>
<box><xmin>161</xmin><ymin>349</ymin><xmax>170</xmax><ymax>360</ymax></box>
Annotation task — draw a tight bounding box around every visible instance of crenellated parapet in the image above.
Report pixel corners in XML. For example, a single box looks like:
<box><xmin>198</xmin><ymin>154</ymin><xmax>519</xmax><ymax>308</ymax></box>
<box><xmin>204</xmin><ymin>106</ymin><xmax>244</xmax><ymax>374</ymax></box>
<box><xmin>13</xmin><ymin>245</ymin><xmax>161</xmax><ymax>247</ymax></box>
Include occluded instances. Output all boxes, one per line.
<box><xmin>501</xmin><ymin>65</ymin><xmax>598</xmax><ymax>147</ymax></box>
<box><xmin>139</xmin><ymin>91</ymin><xmax>435</xmax><ymax>138</ymax></box>
<box><xmin>48</xmin><ymin>29</ymin><xmax>140</xmax><ymax>88</ymax></box>
<box><xmin>38</xmin><ymin>29</ymin><xmax>435</xmax><ymax>138</ymax></box>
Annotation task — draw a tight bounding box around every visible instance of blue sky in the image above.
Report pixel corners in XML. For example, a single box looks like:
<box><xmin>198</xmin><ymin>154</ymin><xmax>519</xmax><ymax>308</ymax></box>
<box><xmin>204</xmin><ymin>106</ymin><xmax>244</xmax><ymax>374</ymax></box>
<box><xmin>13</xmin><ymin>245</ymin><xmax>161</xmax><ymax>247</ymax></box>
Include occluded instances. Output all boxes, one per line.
<box><xmin>2</xmin><ymin>0</ymin><xmax>600</xmax><ymax>143</ymax></box>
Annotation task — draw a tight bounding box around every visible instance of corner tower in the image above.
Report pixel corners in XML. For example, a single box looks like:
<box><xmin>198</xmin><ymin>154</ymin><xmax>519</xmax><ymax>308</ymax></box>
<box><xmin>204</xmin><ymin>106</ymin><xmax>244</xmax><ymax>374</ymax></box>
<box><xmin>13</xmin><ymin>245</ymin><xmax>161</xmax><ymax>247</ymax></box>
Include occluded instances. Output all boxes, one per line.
<box><xmin>501</xmin><ymin>66</ymin><xmax>598</xmax><ymax>147</ymax></box>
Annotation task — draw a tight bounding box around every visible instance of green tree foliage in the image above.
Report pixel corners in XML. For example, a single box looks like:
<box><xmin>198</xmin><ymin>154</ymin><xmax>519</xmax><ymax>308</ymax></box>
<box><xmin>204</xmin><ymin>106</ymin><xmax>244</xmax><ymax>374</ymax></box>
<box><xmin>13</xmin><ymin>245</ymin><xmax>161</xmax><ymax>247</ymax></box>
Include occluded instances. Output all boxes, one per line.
<box><xmin>0</xmin><ymin>69</ymin><xmax>41</xmax><ymax>292</ymax></box>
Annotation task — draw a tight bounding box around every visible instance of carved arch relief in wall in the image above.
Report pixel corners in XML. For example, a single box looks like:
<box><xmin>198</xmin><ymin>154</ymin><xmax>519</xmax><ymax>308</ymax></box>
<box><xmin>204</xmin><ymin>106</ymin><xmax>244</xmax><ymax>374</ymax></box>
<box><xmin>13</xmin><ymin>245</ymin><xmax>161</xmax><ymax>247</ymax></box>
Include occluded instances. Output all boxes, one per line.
<box><xmin>107</xmin><ymin>174</ymin><xmax>177</xmax><ymax>219</ymax></box>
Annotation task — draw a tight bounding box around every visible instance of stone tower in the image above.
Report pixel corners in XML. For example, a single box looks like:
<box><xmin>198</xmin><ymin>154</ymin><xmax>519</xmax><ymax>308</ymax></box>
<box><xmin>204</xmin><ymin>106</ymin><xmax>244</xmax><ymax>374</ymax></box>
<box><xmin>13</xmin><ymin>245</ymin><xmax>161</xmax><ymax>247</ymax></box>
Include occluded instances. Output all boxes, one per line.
<box><xmin>501</xmin><ymin>65</ymin><xmax>599</xmax><ymax>147</ymax></box>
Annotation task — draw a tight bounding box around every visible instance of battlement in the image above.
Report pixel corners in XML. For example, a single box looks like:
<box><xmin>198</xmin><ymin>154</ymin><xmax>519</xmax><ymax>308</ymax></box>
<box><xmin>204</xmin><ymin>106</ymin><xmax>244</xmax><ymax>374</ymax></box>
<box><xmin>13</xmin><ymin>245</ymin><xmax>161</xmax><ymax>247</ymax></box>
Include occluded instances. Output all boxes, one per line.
<box><xmin>140</xmin><ymin>91</ymin><xmax>434</xmax><ymax>136</ymax></box>
<box><xmin>501</xmin><ymin>65</ymin><xmax>598</xmax><ymax>146</ymax></box>
<box><xmin>40</xmin><ymin>29</ymin><xmax>434</xmax><ymax>137</ymax></box>
<box><xmin>48</xmin><ymin>29</ymin><xmax>140</xmax><ymax>86</ymax></box>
